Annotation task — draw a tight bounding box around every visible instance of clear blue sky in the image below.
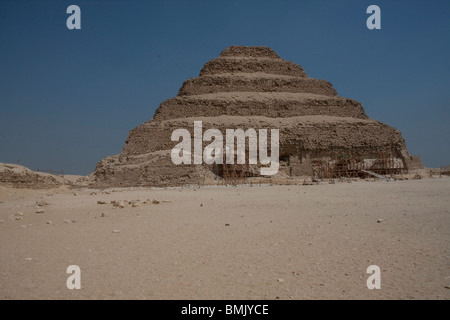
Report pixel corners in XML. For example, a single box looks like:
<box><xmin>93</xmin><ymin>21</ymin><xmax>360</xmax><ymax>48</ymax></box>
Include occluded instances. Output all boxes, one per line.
<box><xmin>1</xmin><ymin>0</ymin><xmax>449</xmax><ymax>174</ymax></box>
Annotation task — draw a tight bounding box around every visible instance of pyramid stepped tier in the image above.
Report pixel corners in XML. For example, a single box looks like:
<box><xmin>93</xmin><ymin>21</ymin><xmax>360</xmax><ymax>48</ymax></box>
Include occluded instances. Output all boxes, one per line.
<box><xmin>153</xmin><ymin>93</ymin><xmax>367</xmax><ymax>121</ymax></box>
<box><xmin>178</xmin><ymin>74</ymin><xmax>337</xmax><ymax>96</ymax></box>
<box><xmin>218</xmin><ymin>46</ymin><xmax>282</xmax><ymax>58</ymax></box>
<box><xmin>121</xmin><ymin>116</ymin><xmax>406</xmax><ymax>157</ymax></box>
<box><xmin>90</xmin><ymin>46</ymin><xmax>422</xmax><ymax>188</ymax></box>
<box><xmin>199</xmin><ymin>57</ymin><xmax>308</xmax><ymax>77</ymax></box>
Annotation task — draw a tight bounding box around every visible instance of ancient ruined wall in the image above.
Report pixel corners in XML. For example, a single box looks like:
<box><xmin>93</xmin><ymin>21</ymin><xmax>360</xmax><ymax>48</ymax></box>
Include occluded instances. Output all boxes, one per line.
<box><xmin>0</xmin><ymin>164</ymin><xmax>62</xmax><ymax>189</ymax></box>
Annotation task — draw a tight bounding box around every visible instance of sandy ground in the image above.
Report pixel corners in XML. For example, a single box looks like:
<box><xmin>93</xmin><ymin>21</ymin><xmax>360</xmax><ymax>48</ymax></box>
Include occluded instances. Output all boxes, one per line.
<box><xmin>0</xmin><ymin>177</ymin><xmax>449</xmax><ymax>300</ymax></box>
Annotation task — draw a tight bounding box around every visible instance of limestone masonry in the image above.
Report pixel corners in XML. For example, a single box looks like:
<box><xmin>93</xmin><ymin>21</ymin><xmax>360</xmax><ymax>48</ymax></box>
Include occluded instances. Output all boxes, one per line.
<box><xmin>90</xmin><ymin>46</ymin><xmax>423</xmax><ymax>187</ymax></box>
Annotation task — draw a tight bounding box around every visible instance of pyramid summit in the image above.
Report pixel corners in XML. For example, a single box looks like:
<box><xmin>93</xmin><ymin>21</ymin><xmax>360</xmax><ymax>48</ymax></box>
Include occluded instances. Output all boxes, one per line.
<box><xmin>90</xmin><ymin>45</ymin><xmax>423</xmax><ymax>187</ymax></box>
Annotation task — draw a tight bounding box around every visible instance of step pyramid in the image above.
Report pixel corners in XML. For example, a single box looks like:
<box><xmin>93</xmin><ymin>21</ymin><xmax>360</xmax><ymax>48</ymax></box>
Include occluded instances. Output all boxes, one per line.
<box><xmin>90</xmin><ymin>46</ymin><xmax>423</xmax><ymax>187</ymax></box>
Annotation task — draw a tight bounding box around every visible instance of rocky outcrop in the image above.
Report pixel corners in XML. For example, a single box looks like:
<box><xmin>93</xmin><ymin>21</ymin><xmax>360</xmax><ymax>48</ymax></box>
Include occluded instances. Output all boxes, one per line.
<box><xmin>0</xmin><ymin>163</ymin><xmax>63</xmax><ymax>189</ymax></box>
<box><xmin>90</xmin><ymin>45</ymin><xmax>422</xmax><ymax>187</ymax></box>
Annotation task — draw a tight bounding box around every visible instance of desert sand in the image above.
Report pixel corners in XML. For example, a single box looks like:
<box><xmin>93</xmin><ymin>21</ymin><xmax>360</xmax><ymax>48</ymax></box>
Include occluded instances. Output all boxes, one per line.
<box><xmin>0</xmin><ymin>177</ymin><xmax>449</xmax><ymax>300</ymax></box>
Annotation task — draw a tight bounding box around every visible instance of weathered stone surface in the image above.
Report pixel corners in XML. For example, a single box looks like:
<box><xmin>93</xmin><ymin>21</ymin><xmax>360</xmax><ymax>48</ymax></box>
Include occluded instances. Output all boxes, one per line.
<box><xmin>178</xmin><ymin>74</ymin><xmax>337</xmax><ymax>96</ymax></box>
<box><xmin>89</xmin><ymin>45</ymin><xmax>422</xmax><ymax>187</ymax></box>
<box><xmin>153</xmin><ymin>93</ymin><xmax>367</xmax><ymax>121</ymax></box>
<box><xmin>199</xmin><ymin>58</ymin><xmax>308</xmax><ymax>77</ymax></box>
<box><xmin>0</xmin><ymin>163</ymin><xmax>62</xmax><ymax>189</ymax></box>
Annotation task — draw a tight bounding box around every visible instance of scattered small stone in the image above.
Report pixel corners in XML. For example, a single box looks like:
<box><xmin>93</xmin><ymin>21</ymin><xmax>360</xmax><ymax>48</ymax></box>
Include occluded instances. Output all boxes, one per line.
<box><xmin>101</xmin><ymin>212</ymin><xmax>109</xmax><ymax>217</ymax></box>
<box><xmin>97</xmin><ymin>200</ymin><xmax>107</xmax><ymax>204</ymax></box>
<box><xmin>36</xmin><ymin>209</ymin><xmax>45</xmax><ymax>214</ymax></box>
<box><xmin>46</xmin><ymin>221</ymin><xmax>53</xmax><ymax>224</ymax></box>
<box><xmin>90</xmin><ymin>192</ymin><xmax>97</xmax><ymax>195</ymax></box>
<box><xmin>377</xmin><ymin>219</ymin><xmax>384</xmax><ymax>223</ymax></box>
<box><xmin>112</xmin><ymin>200</ymin><xmax>125</xmax><ymax>208</ymax></box>
<box><xmin>131</xmin><ymin>201</ymin><xmax>141</xmax><ymax>208</ymax></box>
<box><xmin>444</xmin><ymin>285</ymin><xmax>450</xmax><ymax>289</ymax></box>
<box><xmin>16</xmin><ymin>212</ymin><xmax>24</xmax><ymax>216</ymax></box>
<box><xmin>0</xmin><ymin>219</ymin><xmax>4</xmax><ymax>223</ymax></box>
<box><xmin>14</xmin><ymin>216</ymin><xmax>23</xmax><ymax>221</ymax></box>
<box><xmin>200</xmin><ymin>203</ymin><xmax>203</xmax><ymax>207</ymax></box>
<box><xmin>36</xmin><ymin>201</ymin><xmax>48</xmax><ymax>207</ymax></box>
<box><xmin>225</xmin><ymin>223</ymin><xmax>230</xmax><ymax>226</ymax></box>
<box><xmin>112</xmin><ymin>230</ymin><xmax>120</xmax><ymax>233</ymax></box>
<box><xmin>71</xmin><ymin>220</ymin><xmax>78</xmax><ymax>223</ymax></box>
<box><xmin>152</xmin><ymin>200</ymin><xmax>160</xmax><ymax>204</ymax></box>
<box><xmin>25</xmin><ymin>258</ymin><xmax>33</xmax><ymax>261</ymax></box>
<box><xmin>277</xmin><ymin>278</ymin><xmax>284</xmax><ymax>282</ymax></box>
<box><xmin>63</xmin><ymin>219</ymin><xmax>72</xmax><ymax>224</ymax></box>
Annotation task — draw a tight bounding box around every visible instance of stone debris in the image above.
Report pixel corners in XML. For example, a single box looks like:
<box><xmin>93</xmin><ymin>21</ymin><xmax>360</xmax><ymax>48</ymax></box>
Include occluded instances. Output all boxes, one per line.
<box><xmin>101</xmin><ymin>212</ymin><xmax>109</xmax><ymax>217</ymax></box>
<box><xmin>112</xmin><ymin>230</ymin><xmax>120</xmax><ymax>233</ymax></box>
<box><xmin>36</xmin><ymin>201</ymin><xmax>48</xmax><ymax>207</ymax></box>
<box><xmin>377</xmin><ymin>219</ymin><xmax>384</xmax><ymax>223</ymax></box>
<box><xmin>36</xmin><ymin>209</ymin><xmax>45</xmax><ymax>214</ymax></box>
<box><xmin>111</xmin><ymin>200</ymin><xmax>125</xmax><ymax>208</ymax></box>
<box><xmin>97</xmin><ymin>200</ymin><xmax>107</xmax><ymax>204</ymax></box>
<box><xmin>107</xmin><ymin>199</ymin><xmax>165</xmax><ymax>208</ymax></box>
<box><xmin>131</xmin><ymin>201</ymin><xmax>141</xmax><ymax>208</ymax></box>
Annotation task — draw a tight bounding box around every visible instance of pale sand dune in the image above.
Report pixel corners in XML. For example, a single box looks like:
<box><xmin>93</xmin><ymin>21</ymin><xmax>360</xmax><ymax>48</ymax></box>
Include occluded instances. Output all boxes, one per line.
<box><xmin>0</xmin><ymin>178</ymin><xmax>449</xmax><ymax>300</ymax></box>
